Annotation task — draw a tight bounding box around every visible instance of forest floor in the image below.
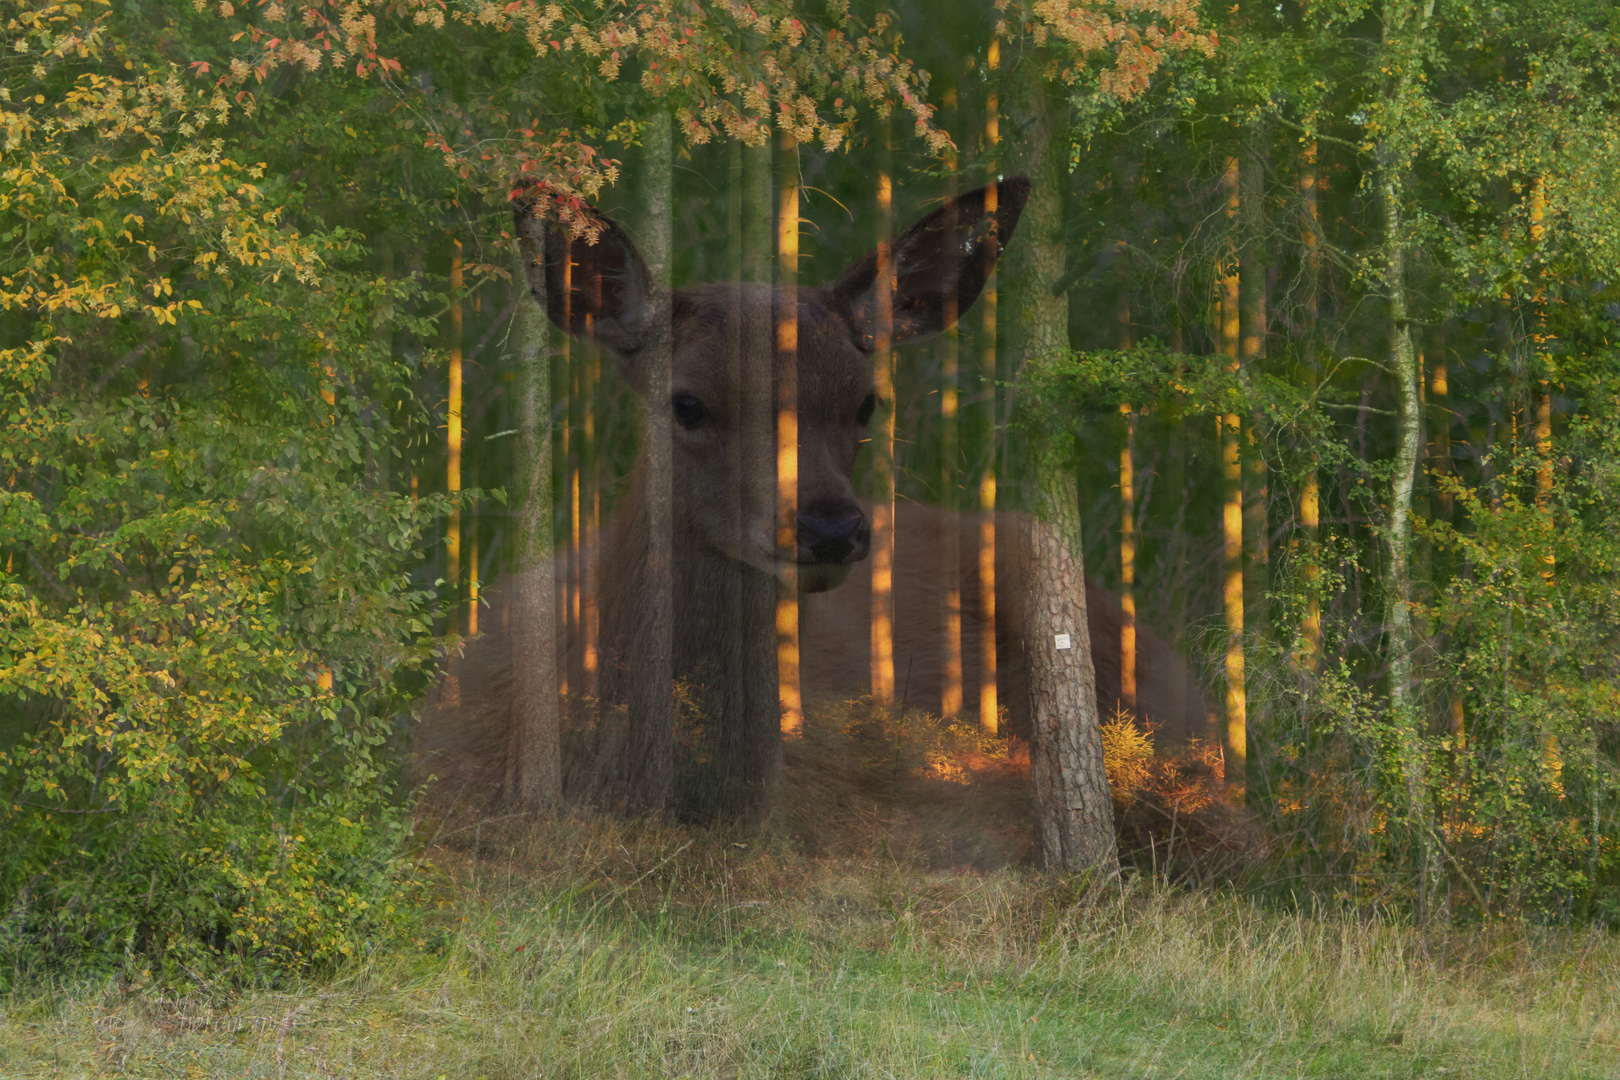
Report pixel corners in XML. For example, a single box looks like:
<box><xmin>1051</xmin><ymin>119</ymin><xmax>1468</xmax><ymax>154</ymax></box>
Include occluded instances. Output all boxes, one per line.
<box><xmin>4</xmin><ymin>706</ymin><xmax>1619</xmax><ymax>1079</ymax></box>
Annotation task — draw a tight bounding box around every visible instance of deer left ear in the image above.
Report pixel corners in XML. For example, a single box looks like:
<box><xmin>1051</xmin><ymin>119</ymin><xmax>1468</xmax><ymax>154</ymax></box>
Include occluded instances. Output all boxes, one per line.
<box><xmin>830</xmin><ymin>176</ymin><xmax>1030</xmax><ymax>350</ymax></box>
<box><xmin>513</xmin><ymin>193</ymin><xmax>654</xmax><ymax>359</ymax></box>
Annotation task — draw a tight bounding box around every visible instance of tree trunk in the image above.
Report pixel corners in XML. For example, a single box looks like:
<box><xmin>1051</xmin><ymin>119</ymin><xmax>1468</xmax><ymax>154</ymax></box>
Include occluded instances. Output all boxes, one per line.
<box><xmin>1002</xmin><ymin>46</ymin><xmax>1118</xmax><ymax>873</ymax></box>
<box><xmin>709</xmin><ymin>135</ymin><xmax>780</xmax><ymax>821</ymax></box>
<box><xmin>1117</xmin><ymin>244</ymin><xmax>1137</xmax><ymax>714</ymax></box>
<box><xmin>978</xmin><ymin>38</ymin><xmax>1002</xmax><ymax>736</ymax></box>
<box><xmin>870</xmin><ymin>129</ymin><xmax>896</xmax><ymax>703</ymax></box>
<box><xmin>448</xmin><ymin>241</ymin><xmax>464</xmax><ymax>632</ymax></box>
<box><xmin>1375</xmin><ymin>0</ymin><xmax>1439</xmax><ymax>920</ymax></box>
<box><xmin>1299</xmin><ymin>142</ymin><xmax>1322</xmax><ymax>671</ymax></box>
<box><xmin>506</xmin><ymin>238</ymin><xmax>562</xmax><ymax>810</ymax></box>
<box><xmin>1240</xmin><ymin>146</ymin><xmax>1270</xmax><ymax>800</ymax></box>
<box><xmin>775</xmin><ymin>135</ymin><xmax>803</xmax><ymax>739</ymax></box>
<box><xmin>1219</xmin><ymin>156</ymin><xmax>1247</xmax><ymax>770</ymax></box>
<box><xmin>624</xmin><ymin>109</ymin><xmax>676</xmax><ymax>812</ymax></box>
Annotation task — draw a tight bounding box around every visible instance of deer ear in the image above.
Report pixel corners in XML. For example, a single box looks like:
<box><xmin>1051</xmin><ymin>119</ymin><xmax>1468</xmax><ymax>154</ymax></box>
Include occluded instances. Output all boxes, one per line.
<box><xmin>514</xmin><ymin>196</ymin><xmax>654</xmax><ymax>358</ymax></box>
<box><xmin>830</xmin><ymin>176</ymin><xmax>1030</xmax><ymax>350</ymax></box>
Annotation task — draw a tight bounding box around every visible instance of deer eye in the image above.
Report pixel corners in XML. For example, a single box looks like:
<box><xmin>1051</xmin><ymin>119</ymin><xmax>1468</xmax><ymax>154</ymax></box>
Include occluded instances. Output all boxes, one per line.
<box><xmin>672</xmin><ymin>392</ymin><xmax>708</xmax><ymax>430</ymax></box>
<box><xmin>856</xmin><ymin>393</ymin><xmax>877</xmax><ymax>427</ymax></box>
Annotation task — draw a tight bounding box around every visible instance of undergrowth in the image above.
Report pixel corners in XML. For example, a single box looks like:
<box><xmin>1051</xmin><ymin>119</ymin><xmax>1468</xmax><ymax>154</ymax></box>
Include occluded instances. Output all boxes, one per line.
<box><xmin>4</xmin><ymin>702</ymin><xmax>1616</xmax><ymax>1078</ymax></box>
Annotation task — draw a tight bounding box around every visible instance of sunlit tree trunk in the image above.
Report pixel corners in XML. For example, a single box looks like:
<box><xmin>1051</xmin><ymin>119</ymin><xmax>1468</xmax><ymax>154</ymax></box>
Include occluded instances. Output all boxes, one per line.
<box><xmin>584</xmin><ymin>333</ymin><xmax>601</xmax><ymax>698</ymax></box>
<box><xmin>625</xmin><ymin>109</ymin><xmax>676</xmax><ymax>812</ymax></box>
<box><xmin>776</xmin><ymin>134</ymin><xmax>803</xmax><ymax>738</ymax></box>
<box><xmin>1298</xmin><ymin>143</ymin><xmax>1322</xmax><ymax>671</ymax></box>
<box><xmin>1429</xmin><ymin>346</ymin><xmax>1453</xmax><ymax>523</ymax></box>
<box><xmin>1117</xmin><ymin>248</ymin><xmax>1137</xmax><ymax>713</ymax></box>
<box><xmin>507</xmin><ymin>234</ymin><xmax>562</xmax><ymax>810</ymax></box>
<box><xmin>1004</xmin><ymin>47</ymin><xmax>1117</xmax><ymax>873</ymax></box>
<box><xmin>448</xmin><ymin>240</ymin><xmax>464</xmax><ymax>635</ymax></box>
<box><xmin>940</xmin><ymin>119</ymin><xmax>965</xmax><ymax>719</ymax></box>
<box><xmin>978</xmin><ymin>39</ymin><xmax>1002</xmax><ymax>736</ymax></box>
<box><xmin>870</xmin><ymin>136</ymin><xmax>897</xmax><ymax>704</ymax></box>
<box><xmin>1219</xmin><ymin>155</ymin><xmax>1247</xmax><ymax>770</ymax></box>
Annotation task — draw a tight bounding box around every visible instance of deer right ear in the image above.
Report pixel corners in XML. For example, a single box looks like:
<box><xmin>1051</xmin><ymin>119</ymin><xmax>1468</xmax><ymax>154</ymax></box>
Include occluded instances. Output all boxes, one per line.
<box><xmin>514</xmin><ymin>195</ymin><xmax>653</xmax><ymax>358</ymax></box>
<box><xmin>830</xmin><ymin>176</ymin><xmax>1031</xmax><ymax>350</ymax></box>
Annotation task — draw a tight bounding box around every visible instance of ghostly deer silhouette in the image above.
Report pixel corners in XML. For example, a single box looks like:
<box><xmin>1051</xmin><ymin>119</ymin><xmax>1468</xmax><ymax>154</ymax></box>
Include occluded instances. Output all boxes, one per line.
<box><xmin>419</xmin><ymin>178</ymin><xmax>1210</xmax><ymax>820</ymax></box>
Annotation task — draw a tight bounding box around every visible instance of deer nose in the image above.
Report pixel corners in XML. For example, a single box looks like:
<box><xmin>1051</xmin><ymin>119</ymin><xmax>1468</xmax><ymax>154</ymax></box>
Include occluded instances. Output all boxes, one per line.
<box><xmin>797</xmin><ymin>504</ymin><xmax>865</xmax><ymax>563</ymax></box>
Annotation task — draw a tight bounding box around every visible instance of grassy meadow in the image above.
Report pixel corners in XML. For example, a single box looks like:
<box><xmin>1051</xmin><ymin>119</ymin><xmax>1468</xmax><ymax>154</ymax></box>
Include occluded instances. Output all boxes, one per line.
<box><xmin>4</xmin><ymin>705</ymin><xmax>1618</xmax><ymax>1080</ymax></box>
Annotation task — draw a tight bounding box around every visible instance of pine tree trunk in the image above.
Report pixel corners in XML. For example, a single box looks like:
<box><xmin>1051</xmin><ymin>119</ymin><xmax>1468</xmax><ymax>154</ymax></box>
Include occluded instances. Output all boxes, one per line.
<box><xmin>1003</xmin><ymin>47</ymin><xmax>1118</xmax><ymax>873</ymax></box>
<box><xmin>506</xmin><ymin>236</ymin><xmax>562</xmax><ymax>810</ymax></box>
<box><xmin>870</xmin><ymin>130</ymin><xmax>896</xmax><ymax>704</ymax></box>
<box><xmin>978</xmin><ymin>39</ymin><xmax>1002</xmax><ymax>737</ymax></box>
<box><xmin>1219</xmin><ymin>156</ymin><xmax>1247</xmax><ymax>771</ymax></box>
<box><xmin>775</xmin><ymin>135</ymin><xmax>803</xmax><ymax>739</ymax></box>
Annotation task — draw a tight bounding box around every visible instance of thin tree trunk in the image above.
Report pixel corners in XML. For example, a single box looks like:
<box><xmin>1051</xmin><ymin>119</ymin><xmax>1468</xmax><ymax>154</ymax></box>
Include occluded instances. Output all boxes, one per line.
<box><xmin>625</xmin><ymin>109</ymin><xmax>676</xmax><ymax>812</ymax></box>
<box><xmin>1219</xmin><ymin>156</ymin><xmax>1247</xmax><ymax>769</ymax></box>
<box><xmin>448</xmin><ymin>240</ymin><xmax>465</xmax><ymax>634</ymax></box>
<box><xmin>712</xmin><ymin>133</ymin><xmax>780</xmax><ymax>820</ymax></box>
<box><xmin>1376</xmin><ymin>0</ymin><xmax>1438</xmax><ymax>920</ymax></box>
<box><xmin>1117</xmin><ymin>250</ymin><xmax>1137</xmax><ymax>713</ymax></box>
<box><xmin>1240</xmin><ymin>149</ymin><xmax>1270</xmax><ymax>619</ymax></box>
<box><xmin>1299</xmin><ymin>142</ymin><xmax>1322</xmax><ymax>670</ymax></box>
<box><xmin>775</xmin><ymin>134</ymin><xmax>803</xmax><ymax>738</ymax></box>
<box><xmin>506</xmin><ymin>236</ymin><xmax>562</xmax><ymax>810</ymax></box>
<box><xmin>978</xmin><ymin>39</ymin><xmax>1002</xmax><ymax>736</ymax></box>
<box><xmin>940</xmin><ymin>122</ymin><xmax>964</xmax><ymax>719</ymax></box>
<box><xmin>1003</xmin><ymin>46</ymin><xmax>1117</xmax><ymax>873</ymax></box>
<box><xmin>871</xmin><ymin>135</ymin><xmax>897</xmax><ymax>703</ymax></box>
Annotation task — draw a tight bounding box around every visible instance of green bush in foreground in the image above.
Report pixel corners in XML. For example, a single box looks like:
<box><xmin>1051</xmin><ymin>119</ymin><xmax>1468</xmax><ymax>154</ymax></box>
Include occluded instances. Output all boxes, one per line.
<box><xmin>0</xmin><ymin>3</ymin><xmax>442</xmax><ymax>984</ymax></box>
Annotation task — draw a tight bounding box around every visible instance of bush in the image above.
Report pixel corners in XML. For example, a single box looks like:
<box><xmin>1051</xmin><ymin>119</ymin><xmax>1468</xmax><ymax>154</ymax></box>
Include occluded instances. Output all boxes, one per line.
<box><xmin>0</xmin><ymin>8</ymin><xmax>445</xmax><ymax>982</ymax></box>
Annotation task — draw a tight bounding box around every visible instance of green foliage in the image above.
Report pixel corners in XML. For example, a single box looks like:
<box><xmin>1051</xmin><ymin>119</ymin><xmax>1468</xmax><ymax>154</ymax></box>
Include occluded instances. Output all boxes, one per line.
<box><xmin>1416</xmin><ymin>397</ymin><xmax>1620</xmax><ymax>918</ymax></box>
<box><xmin>0</xmin><ymin>1</ymin><xmax>441</xmax><ymax>979</ymax></box>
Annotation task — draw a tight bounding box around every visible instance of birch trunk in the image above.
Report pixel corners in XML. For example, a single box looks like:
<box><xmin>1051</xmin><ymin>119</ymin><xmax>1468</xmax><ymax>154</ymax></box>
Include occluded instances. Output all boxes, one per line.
<box><xmin>1376</xmin><ymin>0</ymin><xmax>1439</xmax><ymax>919</ymax></box>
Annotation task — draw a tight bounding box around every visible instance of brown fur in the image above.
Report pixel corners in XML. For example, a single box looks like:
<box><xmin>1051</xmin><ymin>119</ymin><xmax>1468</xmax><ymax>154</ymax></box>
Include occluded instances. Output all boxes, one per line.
<box><xmin>417</xmin><ymin>179</ymin><xmax>1213</xmax><ymax>821</ymax></box>
<box><xmin>800</xmin><ymin>502</ymin><xmax>1215</xmax><ymax>746</ymax></box>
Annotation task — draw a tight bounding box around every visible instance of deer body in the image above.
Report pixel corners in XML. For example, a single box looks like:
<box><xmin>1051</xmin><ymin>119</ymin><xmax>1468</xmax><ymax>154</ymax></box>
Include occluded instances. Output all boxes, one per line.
<box><xmin>418</xmin><ymin>179</ymin><xmax>1210</xmax><ymax>818</ymax></box>
<box><xmin>799</xmin><ymin>502</ymin><xmax>1212</xmax><ymax>744</ymax></box>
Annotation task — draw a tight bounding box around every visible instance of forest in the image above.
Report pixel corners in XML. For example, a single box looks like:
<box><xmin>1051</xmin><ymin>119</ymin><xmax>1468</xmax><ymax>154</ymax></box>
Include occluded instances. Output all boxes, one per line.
<box><xmin>2</xmin><ymin>0</ymin><xmax>1619</xmax><ymax>1074</ymax></box>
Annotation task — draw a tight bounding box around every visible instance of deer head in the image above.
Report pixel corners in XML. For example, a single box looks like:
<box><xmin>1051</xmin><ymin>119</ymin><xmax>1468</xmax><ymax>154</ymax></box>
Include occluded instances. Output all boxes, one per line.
<box><xmin>513</xmin><ymin>178</ymin><xmax>1029</xmax><ymax>593</ymax></box>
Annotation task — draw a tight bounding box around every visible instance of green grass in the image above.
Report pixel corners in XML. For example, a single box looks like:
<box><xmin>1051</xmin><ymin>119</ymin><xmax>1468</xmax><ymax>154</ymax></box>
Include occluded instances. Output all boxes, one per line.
<box><xmin>3</xmin><ymin>811</ymin><xmax>1618</xmax><ymax>1079</ymax></box>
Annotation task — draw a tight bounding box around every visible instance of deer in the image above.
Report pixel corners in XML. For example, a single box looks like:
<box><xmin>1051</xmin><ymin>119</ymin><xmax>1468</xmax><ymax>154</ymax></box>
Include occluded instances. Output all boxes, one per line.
<box><xmin>416</xmin><ymin>176</ymin><xmax>1212</xmax><ymax>822</ymax></box>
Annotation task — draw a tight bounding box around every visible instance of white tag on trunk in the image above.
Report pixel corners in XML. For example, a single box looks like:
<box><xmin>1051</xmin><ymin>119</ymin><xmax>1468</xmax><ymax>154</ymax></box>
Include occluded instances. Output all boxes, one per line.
<box><xmin>1054</xmin><ymin>633</ymin><xmax>1072</xmax><ymax>651</ymax></box>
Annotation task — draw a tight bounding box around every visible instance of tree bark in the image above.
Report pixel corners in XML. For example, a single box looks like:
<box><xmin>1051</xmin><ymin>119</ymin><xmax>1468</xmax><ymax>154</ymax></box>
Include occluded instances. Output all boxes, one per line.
<box><xmin>1375</xmin><ymin>0</ymin><xmax>1439</xmax><ymax>920</ymax></box>
<box><xmin>1002</xmin><ymin>46</ymin><xmax>1118</xmax><ymax>873</ymax></box>
<box><xmin>709</xmin><ymin>135</ymin><xmax>780</xmax><ymax>821</ymax></box>
<box><xmin>624</xmin><ymin>109</ymin><xmax>676</xmax><ymax>812</ymax></box>
<box><xmin>506</xmin><ymin>238</ymin><xmax>562</xmax><ymax>810</ymax></box>
<box><xmin>978</xmin><ymin>39</ymin><xmax>1002</xmax><ymax>736</ymax></box>
<box><xmin>775</xmin><ymin>135</ymin><xmax>803</xmax><ymax>738</ymax></box>
<box><xmin>870</xmin><ymin>129</ymin><xmax>897</xmax><ymax>704</ymax></box>
<box><xmin>1219</xmin><ymin>156</ymin><xmax>1247</xmax><ymax>769</ymax></box>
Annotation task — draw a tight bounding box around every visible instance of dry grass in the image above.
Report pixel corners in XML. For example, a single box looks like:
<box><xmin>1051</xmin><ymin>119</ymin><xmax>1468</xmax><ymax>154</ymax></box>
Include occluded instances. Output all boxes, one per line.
<box><xmin>4</xmin><ymin>702</ymin><xmax>1618</xmax><ymax>1078</ymax></box>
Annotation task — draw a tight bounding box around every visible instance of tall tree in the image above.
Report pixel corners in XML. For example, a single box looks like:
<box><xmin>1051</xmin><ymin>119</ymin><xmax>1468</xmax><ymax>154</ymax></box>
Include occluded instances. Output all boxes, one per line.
<box><xmin>624</xmin><ymin>110</ymin><xmax>677</xmax><ymax>811</ymax></box>
<box><xmin>1001</xmin><ymin>49</ymin><xmax>1117</xmax><ymax>873</ymax></box>
<box><xmin>507</xmin><ymin>238</ymin><xmax>563</xmax><ymax>810</ymax></box>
